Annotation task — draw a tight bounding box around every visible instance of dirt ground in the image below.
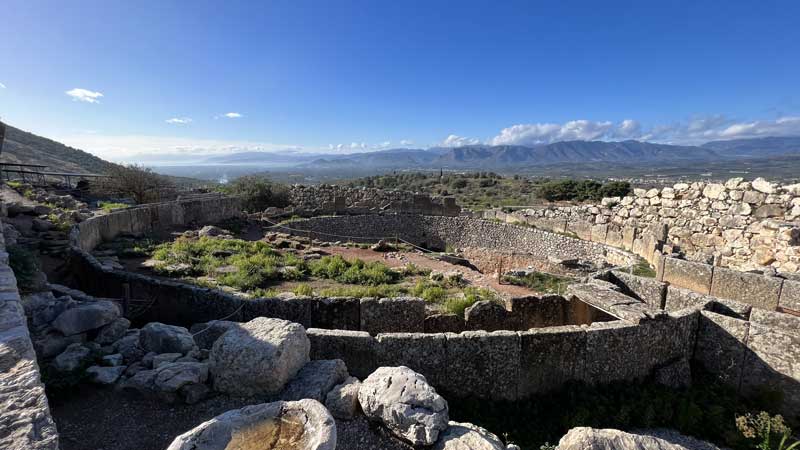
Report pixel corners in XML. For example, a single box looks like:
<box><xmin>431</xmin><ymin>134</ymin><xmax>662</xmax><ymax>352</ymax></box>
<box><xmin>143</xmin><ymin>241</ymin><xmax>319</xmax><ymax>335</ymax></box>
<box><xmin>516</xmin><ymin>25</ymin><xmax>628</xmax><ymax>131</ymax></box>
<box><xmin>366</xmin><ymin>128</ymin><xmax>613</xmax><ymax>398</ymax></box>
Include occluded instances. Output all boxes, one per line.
<box><xmin>49</xmin><ymin>385</ymin><xmax>413</xmax><ymax>450</ymax></box>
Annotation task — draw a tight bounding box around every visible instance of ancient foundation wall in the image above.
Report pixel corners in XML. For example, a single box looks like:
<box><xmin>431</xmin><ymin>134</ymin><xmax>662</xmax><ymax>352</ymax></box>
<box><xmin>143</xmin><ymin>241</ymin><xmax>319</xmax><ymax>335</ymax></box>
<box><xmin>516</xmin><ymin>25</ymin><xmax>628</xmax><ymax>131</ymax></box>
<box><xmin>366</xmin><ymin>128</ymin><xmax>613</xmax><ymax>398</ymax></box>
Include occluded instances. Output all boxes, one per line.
<box><xmin>0</xmin><ymin>220</ymin><xmax>59</xmax><ymax>449</ymax></box>
<box><xmin>286</xmin><ymin>184</ymin><xmax>460</xmax><ymax>217</ymax></box>
<box><xmin>275</xmin><ymin>214</ymin><xmax>638</xmax><ymax>267</ymax></box>
<box><xmin>69</xmin><ymin>195</ymin><xmax>244</xmax><ymax>252</ymax></box>
<box><xmin>486</xmin><ymin>177</ymin><xmax>800</xmax><ymax>273</ymax></box>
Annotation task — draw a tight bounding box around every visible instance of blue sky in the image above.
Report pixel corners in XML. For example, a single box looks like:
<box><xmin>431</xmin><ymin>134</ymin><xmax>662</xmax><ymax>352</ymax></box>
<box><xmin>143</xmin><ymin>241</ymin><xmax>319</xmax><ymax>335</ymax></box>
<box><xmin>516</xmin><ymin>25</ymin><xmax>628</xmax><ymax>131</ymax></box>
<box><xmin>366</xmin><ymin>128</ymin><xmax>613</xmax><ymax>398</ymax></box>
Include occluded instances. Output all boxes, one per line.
<box><xmin>1</xmin><ymin>0</ymin><xmax>799</xmax><ymax>162</ymax></box>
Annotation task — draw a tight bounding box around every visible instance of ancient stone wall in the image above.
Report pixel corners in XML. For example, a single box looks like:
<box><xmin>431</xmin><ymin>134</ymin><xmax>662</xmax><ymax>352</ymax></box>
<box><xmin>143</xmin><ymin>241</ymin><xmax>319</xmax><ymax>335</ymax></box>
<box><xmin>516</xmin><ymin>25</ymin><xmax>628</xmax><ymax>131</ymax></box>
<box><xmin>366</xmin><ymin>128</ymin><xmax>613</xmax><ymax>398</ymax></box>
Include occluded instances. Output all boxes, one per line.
<box><xmin>287</xmin><ymin>184</ymin><xmax>460</xmax><ymax>217</ymax></box>
<box><xmin>487</xmin><ymin>177</ymin><xmax>800</xmax><ymax>273</ymax></box>
<box><xmin>69</xmin><ymin>195</ymin><xmax>244</xmax><ymax>251</ymax></box>
<box><xmin>275</xmin><ymin>214</ymin><xmax>638</xmax><ymax>267</ymax></box>
<box><xmin>0</xmin><ymin>220</ymin><xmax>59</xmax><ymax>449</ymax></box>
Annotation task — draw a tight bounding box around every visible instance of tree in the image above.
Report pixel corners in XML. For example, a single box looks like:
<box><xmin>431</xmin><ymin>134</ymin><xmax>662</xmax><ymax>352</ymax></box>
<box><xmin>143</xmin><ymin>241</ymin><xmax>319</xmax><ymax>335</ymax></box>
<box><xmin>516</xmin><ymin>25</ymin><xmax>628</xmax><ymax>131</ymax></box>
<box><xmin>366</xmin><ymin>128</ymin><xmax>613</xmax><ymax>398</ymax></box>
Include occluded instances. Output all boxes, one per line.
<box><xmin>97</xmin><ymin>164</ymin><xmax>175</xmax><ymax>204</ymax></box>
<box><xmin>223</xmin><ymin>175</ymin><xmax>290</xmax><ymax>211</ymax></box>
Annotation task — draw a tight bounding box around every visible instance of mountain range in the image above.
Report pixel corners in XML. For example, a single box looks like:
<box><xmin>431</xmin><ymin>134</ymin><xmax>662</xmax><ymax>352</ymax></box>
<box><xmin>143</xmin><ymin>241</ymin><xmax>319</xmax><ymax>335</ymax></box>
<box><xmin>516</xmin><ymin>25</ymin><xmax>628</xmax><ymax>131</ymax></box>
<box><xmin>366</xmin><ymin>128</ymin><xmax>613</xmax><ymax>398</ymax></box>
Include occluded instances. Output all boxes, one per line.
<box><xmin>206</xmin><ymin>136</ymin><xmax>800</xmax><ymax>171</ymax></box>
<box><xmin>2</xmin><ymin>122</ymin><xmax>800</xmax><ymax>179</ymax></box>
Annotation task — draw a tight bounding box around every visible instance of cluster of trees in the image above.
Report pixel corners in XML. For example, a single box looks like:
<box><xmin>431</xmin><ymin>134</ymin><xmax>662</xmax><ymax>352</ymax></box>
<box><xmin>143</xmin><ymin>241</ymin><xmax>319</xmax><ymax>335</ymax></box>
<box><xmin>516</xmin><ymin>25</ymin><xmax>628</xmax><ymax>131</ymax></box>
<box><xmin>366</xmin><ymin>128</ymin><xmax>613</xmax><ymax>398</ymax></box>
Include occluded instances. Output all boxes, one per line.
<box><xmin>93</xmin><ymin>164</ymin><xmax>177</xmax><ymax>204</ymax></box>
<box><xmin>221</xmin><ymin>175</ymin><xmax>290</xmax><ymax>211</ymax></box>
<box><xmin>536</xmin><ymin>180</ymin><xmax>631</xmax><ymax>202</ymax></box>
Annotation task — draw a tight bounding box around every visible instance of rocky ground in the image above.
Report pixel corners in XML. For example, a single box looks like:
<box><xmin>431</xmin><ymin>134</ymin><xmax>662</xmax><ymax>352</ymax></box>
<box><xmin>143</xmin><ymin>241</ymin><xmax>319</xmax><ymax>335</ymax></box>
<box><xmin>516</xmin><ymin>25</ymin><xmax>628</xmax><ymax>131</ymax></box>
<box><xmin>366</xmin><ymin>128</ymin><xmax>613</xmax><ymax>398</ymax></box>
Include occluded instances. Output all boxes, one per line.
<box><xmin>50</xmin><ymin>386</ymin><xmax>413</xmax><ymax>450</ymax></box>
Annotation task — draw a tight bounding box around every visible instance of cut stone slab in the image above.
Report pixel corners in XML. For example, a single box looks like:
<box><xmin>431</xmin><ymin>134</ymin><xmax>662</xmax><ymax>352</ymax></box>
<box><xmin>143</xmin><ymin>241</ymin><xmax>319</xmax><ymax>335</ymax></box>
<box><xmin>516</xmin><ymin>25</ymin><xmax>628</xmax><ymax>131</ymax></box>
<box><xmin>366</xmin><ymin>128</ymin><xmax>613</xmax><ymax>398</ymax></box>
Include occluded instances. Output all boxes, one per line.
<box><xmin>166</xmin><ymin>399</ymin><xmax>336</xmax><ymax>450</ymax></box>
<box><xmin>358</xmin><ymin>366</ymin><xmax>449</xmax><ymax>446</ymax></box>
<box><xmin>210</xmin><ymin>317</ymin><xmax>310</xmax><ymax>396</ymax></box>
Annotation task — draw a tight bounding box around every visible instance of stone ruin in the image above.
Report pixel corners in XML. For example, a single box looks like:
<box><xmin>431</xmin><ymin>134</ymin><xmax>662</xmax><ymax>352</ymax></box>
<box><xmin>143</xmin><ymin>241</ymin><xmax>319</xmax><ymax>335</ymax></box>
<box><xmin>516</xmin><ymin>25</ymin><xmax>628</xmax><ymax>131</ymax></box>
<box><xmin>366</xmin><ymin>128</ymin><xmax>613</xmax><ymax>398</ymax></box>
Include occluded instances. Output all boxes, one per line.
<box><xmin>1</xmin><ymin>180</ymin><xmax>799</xmax><ymax>449</ymax></box>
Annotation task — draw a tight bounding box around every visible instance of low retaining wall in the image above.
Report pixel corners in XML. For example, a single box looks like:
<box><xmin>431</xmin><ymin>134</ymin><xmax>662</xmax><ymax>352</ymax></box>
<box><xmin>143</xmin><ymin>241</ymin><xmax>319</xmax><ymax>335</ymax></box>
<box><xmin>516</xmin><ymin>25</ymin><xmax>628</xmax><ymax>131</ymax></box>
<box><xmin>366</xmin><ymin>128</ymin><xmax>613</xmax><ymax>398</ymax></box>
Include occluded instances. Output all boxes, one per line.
<box><xmin>275</xmin><ymin>215</ymin><xmax>638</xmax><ymax>267</ymax></box>
<box><xmin>0</xmin><ymin>221</ymin><xmax>59</xmax><ymax>449</ymax></box>
<box><xmin>69</xmin><ymin>195</ymin><xmax>244</xmax><ymax>252</ymax></box>
<box><xmin>309</xmin><ymin>308</ymin><xmax>699</xmax><ymax>400</ymax></box>
<box><xmin>287</xmin><ymin>184</ymin><xmax>460</xmax><ymax>217</ymax></box>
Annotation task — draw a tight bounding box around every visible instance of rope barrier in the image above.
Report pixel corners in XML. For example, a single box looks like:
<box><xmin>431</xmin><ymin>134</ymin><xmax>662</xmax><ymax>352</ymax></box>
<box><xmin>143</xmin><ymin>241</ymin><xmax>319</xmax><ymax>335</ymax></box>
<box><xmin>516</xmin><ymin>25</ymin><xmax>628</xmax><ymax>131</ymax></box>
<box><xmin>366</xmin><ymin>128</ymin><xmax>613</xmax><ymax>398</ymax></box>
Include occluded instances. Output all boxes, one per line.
<box><xmin>191</xmin><ymin>301</ymin><xmax>246</xmax><ymax>337</ymax></box>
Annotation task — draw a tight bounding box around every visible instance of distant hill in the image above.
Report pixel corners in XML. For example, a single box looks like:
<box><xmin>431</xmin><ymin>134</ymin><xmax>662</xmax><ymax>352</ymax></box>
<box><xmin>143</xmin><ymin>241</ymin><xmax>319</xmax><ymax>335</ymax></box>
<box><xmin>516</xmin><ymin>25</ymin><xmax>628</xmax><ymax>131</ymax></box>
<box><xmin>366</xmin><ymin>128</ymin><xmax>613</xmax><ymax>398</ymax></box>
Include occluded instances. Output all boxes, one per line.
<box><xmin>0</xmin><ymin>124</ymin><xmax>116</xmax><ymax>174</ymax></box>
<box><xmin>701</xmin><ymin>136</ymin><xmax>800</xmax><ymax>157</ymax></box>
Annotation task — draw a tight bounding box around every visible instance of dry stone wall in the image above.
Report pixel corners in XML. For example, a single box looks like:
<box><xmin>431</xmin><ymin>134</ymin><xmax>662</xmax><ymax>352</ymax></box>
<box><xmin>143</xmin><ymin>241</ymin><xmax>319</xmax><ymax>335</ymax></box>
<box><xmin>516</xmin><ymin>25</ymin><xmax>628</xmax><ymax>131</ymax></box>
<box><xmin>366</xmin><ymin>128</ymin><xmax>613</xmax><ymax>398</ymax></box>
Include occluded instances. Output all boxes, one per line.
<box><xmin>287</xmin><ymin>185</ymin><xmax>460</xmax><ymax>217</ymax></box>
<box><xmin>278</xmin><ymin>215</ymin><xmax>637</xmax><ymax>267</ymax></box>
<box><xmin>488</xmin><ymin>177</ymin><xmax>800</xmax><ymax>273</ymax></box>
<box><xmin>0</xmin><ymin>220</ymin><xmax>59</xmax><ymax>450</ymax></box>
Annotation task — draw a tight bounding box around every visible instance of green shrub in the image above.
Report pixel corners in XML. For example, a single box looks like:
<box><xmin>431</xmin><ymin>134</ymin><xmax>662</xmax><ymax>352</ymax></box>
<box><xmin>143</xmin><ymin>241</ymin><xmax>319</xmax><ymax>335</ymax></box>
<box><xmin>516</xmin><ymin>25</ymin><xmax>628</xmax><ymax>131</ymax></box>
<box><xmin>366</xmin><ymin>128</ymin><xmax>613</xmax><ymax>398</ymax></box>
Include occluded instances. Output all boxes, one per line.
<box><xmin>98</xmin><ymin>201</ymin><xmax>129</xmax><ymax>212</ymax></box>
<box><xmin>222</xmin><ymin>175</ymin><xmax>290</xmax><ymax>211</ymax></box>
<box><xmin>309</xmin><ymin>255</ymin><xmax>398</xmax><ymax>286</ymax></box>
<box><xmin>536</xmin><ymin>179</ymin><xmax>631</xmax><ymax>202</ymax></box>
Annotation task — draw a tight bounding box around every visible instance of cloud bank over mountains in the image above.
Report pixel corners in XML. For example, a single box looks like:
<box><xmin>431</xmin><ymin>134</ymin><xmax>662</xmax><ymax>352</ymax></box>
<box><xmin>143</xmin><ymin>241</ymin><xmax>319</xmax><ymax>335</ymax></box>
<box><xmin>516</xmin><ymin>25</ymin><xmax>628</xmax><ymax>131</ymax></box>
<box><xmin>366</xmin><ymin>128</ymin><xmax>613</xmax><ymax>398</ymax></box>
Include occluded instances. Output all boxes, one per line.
<box><xmin>487</xmin><ymin>116</ymin><xmax>800</xmax><ymax>146</ymax></box>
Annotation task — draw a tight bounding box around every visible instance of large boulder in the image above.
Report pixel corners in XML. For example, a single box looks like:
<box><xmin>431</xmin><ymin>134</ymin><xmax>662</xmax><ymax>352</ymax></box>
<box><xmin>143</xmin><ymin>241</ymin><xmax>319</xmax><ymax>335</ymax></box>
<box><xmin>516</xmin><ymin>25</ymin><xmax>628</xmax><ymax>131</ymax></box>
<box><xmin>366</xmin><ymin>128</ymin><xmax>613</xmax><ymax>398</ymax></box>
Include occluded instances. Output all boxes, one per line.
<box><xmin>86</xmin><ymin>365</ymin><xmax>127</xmax><ymax>385</ymax></box>
<box><xmin>556</xmin><ymin>427</ymin><xmax>724</xmax><ymax>450</ymax></box>
<box><xmin>114</xmin><ymin>330</ymin><xmax>145</xmax><ymax>363</ymax></box>
<box><xmin>166</xmin><ymin>400</ymin><xmax>336</xmax><ymax>450</ymax></box>
<box><xmin>153</xmin><ymin>362</ymin><xmax>209</xmax><ymax>393</ymax></box>
<box><xmin>210</xmin><ymin>317</ymin><xmax>309</xmax><ymax>396</ymax></box>
<box><xmin>358</xmin><ymin>366</ymin><xmax>449</xmax><ymax>446</ymax></box>
<box><xmin>51</xmin><ymin>300</ymin><xmax>120</xmax><ymax>336</ymax></box>
<box><xmin>281</xmin><ymin>359</ymin><xmax>349</xmax><ymax>402</ymax></box>
<box><xmin>139</xmin><ymin>322</ymin><xmax>195</xmax><ymax>354</ymax></box>
<box><xmin>433</xmin><ymin>422</ymin><xmax>509</xmax><ymax>450</ymax></box>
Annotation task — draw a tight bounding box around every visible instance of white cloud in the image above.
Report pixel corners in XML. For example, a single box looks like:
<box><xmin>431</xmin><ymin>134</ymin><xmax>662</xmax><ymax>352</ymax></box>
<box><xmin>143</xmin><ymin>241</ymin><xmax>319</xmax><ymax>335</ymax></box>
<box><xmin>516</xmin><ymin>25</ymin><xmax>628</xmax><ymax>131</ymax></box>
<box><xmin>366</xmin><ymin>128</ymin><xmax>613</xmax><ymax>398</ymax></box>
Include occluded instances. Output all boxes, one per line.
<box><xmin>400</xmin><ymin>139</ymin><xmax>414</xmax><ymax>146</ymax></box>
<box><xmin>491</xmin><ymin>120</ymin><xmax>614</xmax><ymax>146</ymax></box>
<box><xmin>0</xmin><ymin>82</ymin><xmax>5</xmax><ymax>89</ymax></box>
<box><xmin>223</xmin><ymin>112</ymin><xmax>242</xmax><ymax>119</ymax></box>
<box><xmin>55</xmin><ymin>133</ymin><xmax>301</xmax><ymax>162</ymax></box>
<box><xmin>441</xmin><ymin>134</ymin><xmax>480</xmax><ymax>147</ymax></box>
<box><xmin>489</xmin><ymin>116</ymin><xmax>800</xmax><ymax>146</ymax></box>
<box><xmin>65</xmin><ymin>88</ymin><xmax>103</xmax><ymax>104</ymax></box>
<box><xmin>165</xmin><ymin>117</ymin><xmax>192</xmax><ymax>124</ymax></box>
<box><xmin>350</xmin><ymin>142</ymin><xmax>367</xmax><ymax>150</ymax></box>
<box><xmin>376</xmin><ymin>141</ymin><xmax>392</xmax><ymax>149</ymax></box>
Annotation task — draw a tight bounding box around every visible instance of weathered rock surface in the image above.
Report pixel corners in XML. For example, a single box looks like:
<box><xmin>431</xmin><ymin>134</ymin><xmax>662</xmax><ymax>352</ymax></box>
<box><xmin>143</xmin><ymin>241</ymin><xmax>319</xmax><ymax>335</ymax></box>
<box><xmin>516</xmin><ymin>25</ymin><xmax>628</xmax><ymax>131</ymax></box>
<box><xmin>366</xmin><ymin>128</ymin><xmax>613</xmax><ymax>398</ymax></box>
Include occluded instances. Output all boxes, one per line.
<box><xmin>86</xmin><ymin>365</ymin><xmax>126</xmax><ymax>384</ymax></box>
<box><xmin>210</xmin><ymin>317</ymin><xmax>310</xmax><ymax>396</ymax></box>
<box><xmin>556</xmin><ymin>427</ymin><xmax>723</xmax><ymax>450</ymax></box>
<box><xmin>325</xmin><ymin>376</ymin><xmax>361</xmax><ymax>420</ymax></box>
<box><xmin>433</xmin><ymin>422</ymin><xmax>509</xmax><ymax>450</ymax></box>
<box><xmin>139</xmin><ymin>322</ymin><xmax>195</xmax><ymax>354</ymax></box>
<box><xmin>95</xmin><ymin>317</ymin><xmax>131</xmax><ymax>345</ymax></box>
<box><xmin>189</xmin><ymin>320</ymin><xmax>238</xmax><ymax>350</ymax></box>
<box><xmin>166</xmin><ymin>399</ymin><xmax>336</xmax><ymax>450</ymax></box>
<box><xmin>281</xmin><ymin>359</ymin><xmax>350</xmax><ymax>402</ymax></box>
<box><xmin>358</xmin><ymin>366</ymin><xmax>449</xmax><ymax>446</ymax></box>
<box><xmin>154</xmin><ymin>362</ymin><xmax>209</xmax><ymax>393</ymax></box>
<box><xmin>51</xmin><ymin>300</ymin><xmax>120</xmax><ymax>336</ymax></box>
<box><xmin>52</xmin><ymin>343</ymin><xmax>91</xmax><ymax>372</ymax></box>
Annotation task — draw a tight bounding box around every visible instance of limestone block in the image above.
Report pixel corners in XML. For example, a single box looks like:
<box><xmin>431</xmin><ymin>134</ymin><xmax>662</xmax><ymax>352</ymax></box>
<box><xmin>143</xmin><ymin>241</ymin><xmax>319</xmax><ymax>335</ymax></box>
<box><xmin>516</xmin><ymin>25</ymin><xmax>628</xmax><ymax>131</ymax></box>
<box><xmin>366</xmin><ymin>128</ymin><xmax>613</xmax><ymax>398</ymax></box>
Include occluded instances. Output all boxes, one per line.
<box><xmin>664</xmin><ymin>286</ymin><xmax>713</xmax><ymax>313</ymax></box>
<box><xmin>693</xmin><ymin>311</ymin><xmax>748</xmax><ymax>387</ymax></box>
<box><xmin>424</xmin><ymin>314</ymin><xmax>465</xmax><ymax>333</ymax></box>
<box><xmin>778</xmin><ymin>279</ymin><xmax>800</xmax><ymax>312</ymax></box>
<box><xmin>752</xmin><ymin>177</ymin><xmax>776</xmax><ymax>194</ymax></box>
<box><xmin>360</xmin><ymin>297</ymin><xmax>425</xmax><ymax>334</ymax></box>
<box><xmin>375</xmin><ymin>333</ymin><xmax>447</xmax><ymax>387</ymax></box>
<box><xmin>741</xmin><ymin>324</ymin><xmax>800</xmax><ymax>419</ymax></box>
<box><xmin>307</xmin><ymin>328</ymin><xmax>377</xmax><ymax>379</ymax></box>
<box><xmin>518</xmin><ymin>326</ymin><xmax>585</xmax><ymax>397</ymax></box>
<box><xmin>583</xmin><ymin>321</ymin><xmax>648</xmax><ymax>384</ymax></box>
<box><xmin>749</xmin><ymin>308</ymin><xmax>800</xmax><ymax>334</ymax></box>
<box><xmin>443</xmin><ymin>331</ymin><xmax>520</xmax><ymax>401</ymax></box>
<box><xmin>662</xmin><ymin>258</ymin><xmax>714</xmax><ymax>294</ymax></box>
<box><xmin>590</xmin><ymin>224</ymin><xmax>608</xmax><ymax>243</ymax></box>
<box><xmin>610</xmin><ymin>270</ymin><xmax>667</xmax><ymax>309</ymax></box>
<box><xmin>709</xmin><ymin>267</ymin><xmax>782</xmax><ymax>311</ymax></box>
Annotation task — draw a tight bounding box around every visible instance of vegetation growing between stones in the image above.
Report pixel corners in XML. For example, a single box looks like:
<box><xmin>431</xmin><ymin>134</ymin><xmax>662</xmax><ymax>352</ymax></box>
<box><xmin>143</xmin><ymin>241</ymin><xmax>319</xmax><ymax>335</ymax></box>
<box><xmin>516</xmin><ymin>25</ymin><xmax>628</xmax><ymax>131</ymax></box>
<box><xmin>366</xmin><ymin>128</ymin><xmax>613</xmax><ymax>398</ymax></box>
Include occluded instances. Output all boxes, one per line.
<box><xmin>449</xmin><ymin>368</ymin><xmax>798</xmax><ymax>450</ymax></box>
<box><xmin>502</xmin><ymin>272</ymin><xmax>573</xmax><ymax>294</ymax></box>
<box><xmin>630</xmin><ymin>261</ymin><xmax>657</xmax><ymax>278</ymax></box>
<box><xmin>98</xmin><ymin>201</ymin><xmax>129</xmax><ymax>212</ymax></box>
